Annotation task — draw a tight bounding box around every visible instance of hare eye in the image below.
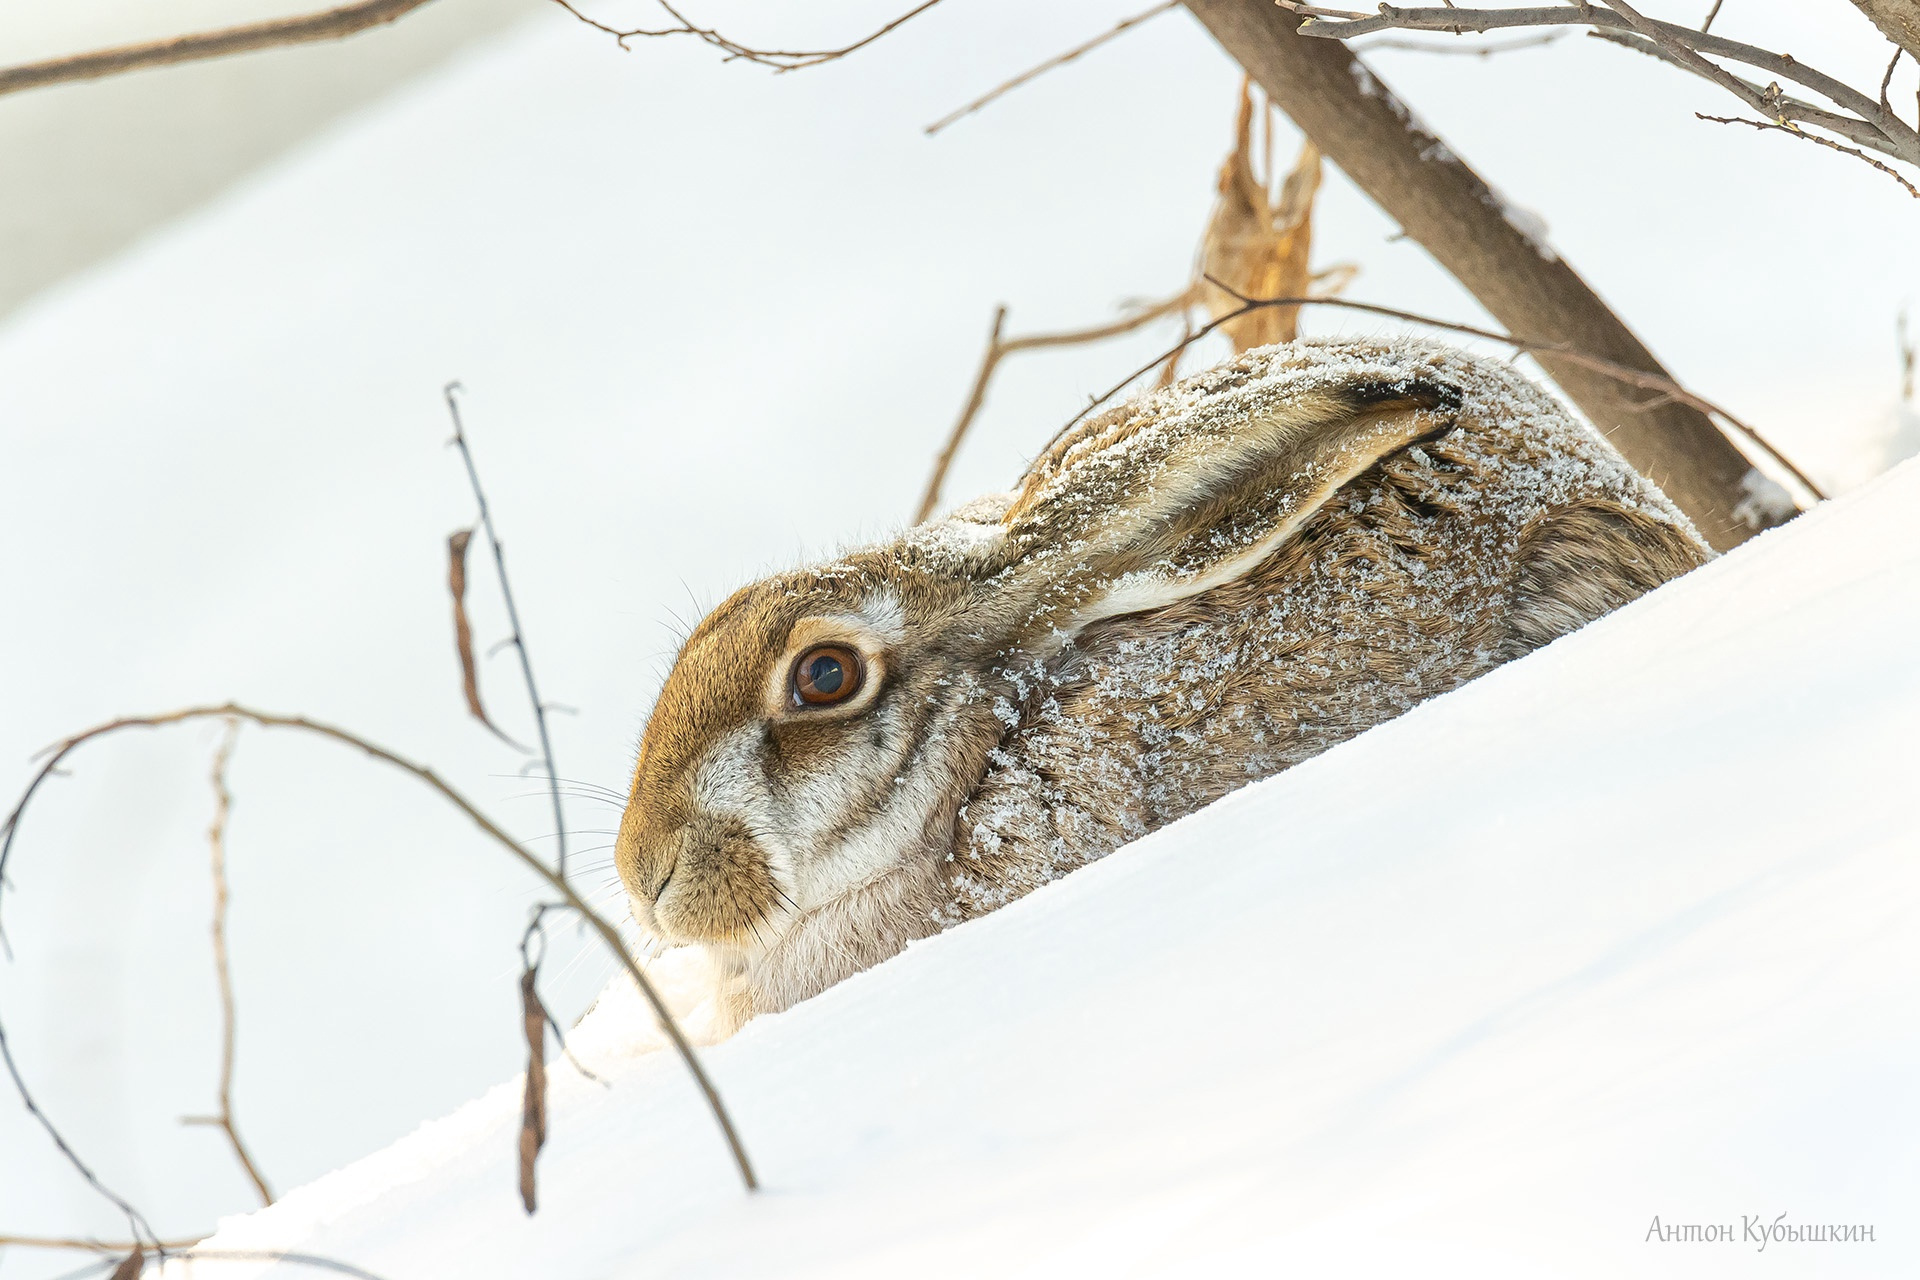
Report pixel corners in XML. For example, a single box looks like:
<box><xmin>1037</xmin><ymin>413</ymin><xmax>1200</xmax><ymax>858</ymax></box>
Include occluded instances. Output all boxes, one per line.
<box><xmin>792</xmin><ymin>645</ymin><xmax>863</xmax><ymax>707</ymax></box>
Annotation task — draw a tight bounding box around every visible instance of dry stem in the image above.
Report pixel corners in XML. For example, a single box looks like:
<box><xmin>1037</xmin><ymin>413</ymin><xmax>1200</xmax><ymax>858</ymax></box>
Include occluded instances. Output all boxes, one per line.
<box><xmin>549</xmin><ymin>0</ymin><xmax>943</xmax><ymax>71</ymax></box>
<box><xmin>0</xmin><ymin>705</ymin><xmax>757</xmax><ymax>1199</ymax></box>
<box><xmin>923</xmin><ymin>1</ymin><xmax>1178</xmax><ymax>135</ymax></box>
<box><xmin>1695</xmin><ymin>112</ymin><xmax>1920</xmax><ymax>197</ymax></box>
<box><xmin>916</xmin><ymin>289</ymin><xmax>1197</xmax><ymax>521</ymax></box>
<box><xmin>444</xmin><ymin>386</ymin><xmax>568</xmax><ymax>877</ymax></box>
<box><xmin>177</xmin><ymin>720</ymin><xmax>274</xmax><ymax>1207</ymax></box>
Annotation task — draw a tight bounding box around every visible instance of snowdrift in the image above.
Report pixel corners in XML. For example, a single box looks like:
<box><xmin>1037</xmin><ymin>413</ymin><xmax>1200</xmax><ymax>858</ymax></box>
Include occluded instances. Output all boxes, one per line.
<box><xmin>175</xmin><ymin>459</ymin><xmax>1919</xmax><ymax>1277</ymax></box>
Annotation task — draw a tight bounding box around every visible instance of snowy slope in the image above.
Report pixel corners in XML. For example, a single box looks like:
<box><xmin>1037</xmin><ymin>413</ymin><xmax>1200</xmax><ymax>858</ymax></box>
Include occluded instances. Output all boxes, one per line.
<box><xmin>4</xmin><ymin>2</ymin><xmax>1917</xmax><ymax>1269</ymax></box>
<box><xmin>171</xmin><ymin>457</ymin><xmax>1920</xmax><ymax>1278</ymax></box>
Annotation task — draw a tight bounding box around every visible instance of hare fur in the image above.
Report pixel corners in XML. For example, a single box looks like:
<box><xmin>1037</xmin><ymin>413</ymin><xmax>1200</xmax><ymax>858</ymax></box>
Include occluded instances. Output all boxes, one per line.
<box><xmin>614</xmin><ymin>339</ymin><xmax>1712</xmax><ymax>1027</ymax></box>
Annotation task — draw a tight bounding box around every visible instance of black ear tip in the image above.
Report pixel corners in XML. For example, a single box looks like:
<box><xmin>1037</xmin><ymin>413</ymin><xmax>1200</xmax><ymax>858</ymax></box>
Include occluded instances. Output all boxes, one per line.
<box><xmin>1344</xmin><ymin>376</ymin><xmax>1461</xmax><ymax>414</ymax></box>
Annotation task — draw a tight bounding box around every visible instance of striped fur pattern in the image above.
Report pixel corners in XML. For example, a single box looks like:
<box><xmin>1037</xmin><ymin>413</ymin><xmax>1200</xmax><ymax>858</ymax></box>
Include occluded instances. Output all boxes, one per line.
<box><xmin>614</xmin><ymin>339</ymin><xmax>1712</xmax><ymax>1027</ymax></box>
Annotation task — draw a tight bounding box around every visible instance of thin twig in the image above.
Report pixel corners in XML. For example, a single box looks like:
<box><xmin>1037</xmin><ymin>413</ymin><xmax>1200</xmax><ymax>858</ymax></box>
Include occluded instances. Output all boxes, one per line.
<box><xmin>444</xmin><ymin>386</ymin><xmax>568</xmax><ymax>879</ymax></box>
<box><xmin>0</xmin><ymin>0</ymin><xmax>436</xmax><ymax>99</ymax></box>
<box><xmin>179</xmin><ymin>720</ymin><xmax>274</xmax><ymax>1207</ymax></box>
<box><xmin>916</xmin><ymin>290</ymin><xmax>1197</xmax><ymax>521</ymax></box>
<box><xmin>0</xmin><ymin>1021</ymin><xmax>159</xmax><ymax>1252</ymax></box>
<box><xmin>0</xmin><ymin>705</ymin><xmax>757</xmax><ymax>1195</ymax></box>
<box><xmin>1039</xmin><ymin>277</ymin><xmax>1824</xmax><ymax>502</ymax></box>
<box><xmin>923</xmin><ymin>1</ymin><xmax>1177</xmax><ymax>135</ymax></box>
<box><xmin>549</xmin><ymin>0</ymin><xmax>943</xmax><ymax>72</ymax></box>
<box><xmin>1697</xmin><ymin>112</ymin><xmax>1920</xmax><ymax>197</ymax></box>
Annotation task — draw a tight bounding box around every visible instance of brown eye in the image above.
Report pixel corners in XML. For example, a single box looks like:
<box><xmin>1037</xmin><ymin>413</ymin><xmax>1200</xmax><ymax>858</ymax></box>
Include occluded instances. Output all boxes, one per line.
<box><xmin>791</xmin><ymin>644</ymin><xmax>864</xmax><ymax>707</ymax></box>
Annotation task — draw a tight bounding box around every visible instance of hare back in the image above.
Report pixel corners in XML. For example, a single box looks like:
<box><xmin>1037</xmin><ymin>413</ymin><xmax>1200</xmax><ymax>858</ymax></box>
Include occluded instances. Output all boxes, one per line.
<box><xmin>943</xmin><ymin>342</ymin><xmax>1709</xmax><ymax>919</ymax></box>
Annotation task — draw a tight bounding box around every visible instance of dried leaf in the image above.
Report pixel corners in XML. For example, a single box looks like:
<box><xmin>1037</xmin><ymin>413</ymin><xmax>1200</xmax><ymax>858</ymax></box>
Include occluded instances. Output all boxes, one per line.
<box><xmin>109</xmin><ymin>1246</ymin><xmax>145</xmax><ymax>1280</ymax></box>
<box><xmin>518</xmin><ymin>968</ymin><xmax>548</xmax><ymax>1215</ymax></box>
<box><xmin>447</xmin><ymin>529</ymin><xmax>521</xmax><ymax>748</ymax></box>
<box><xmin>1198</xmin><ymin>79</ymin><xmax>1331</xmax><ymax>352</ymax></box>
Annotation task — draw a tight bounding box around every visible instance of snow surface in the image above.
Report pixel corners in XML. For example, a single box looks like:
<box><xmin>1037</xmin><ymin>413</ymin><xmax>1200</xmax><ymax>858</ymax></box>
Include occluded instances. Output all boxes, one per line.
<box><xmin>3</xmin><ymin>0</ymin><xmax>1917</xmax><ymax>1269</ymax></box>
<box><xmin>171</xmin><ymin>457</ymin><xmax>1920</xmax><ymax>1278</ymax></box>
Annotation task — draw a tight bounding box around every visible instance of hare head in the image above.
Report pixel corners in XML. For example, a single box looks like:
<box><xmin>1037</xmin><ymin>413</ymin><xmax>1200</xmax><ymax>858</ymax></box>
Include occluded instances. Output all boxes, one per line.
<box><xmin>614</xmin><ymin>340</ymin><xmax>1708</xmax><ymax>1022</ymax></box>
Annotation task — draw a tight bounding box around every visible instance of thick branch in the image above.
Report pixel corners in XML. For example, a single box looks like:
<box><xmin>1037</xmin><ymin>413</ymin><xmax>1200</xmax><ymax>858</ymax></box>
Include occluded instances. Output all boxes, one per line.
<box><xmin>0</xmin><ymin>0</ymin><xmax>437</xmax><ymax>98</ymax></box>
<box><xmin>1183</xmin><ymin>0</ymin><xmax>1793</xmax><ymax>548</ymax></box>
<box><xmin>1851</xmin><ymin>0</ymin><xmax>1920</xmax><ymax>61</ymax></box>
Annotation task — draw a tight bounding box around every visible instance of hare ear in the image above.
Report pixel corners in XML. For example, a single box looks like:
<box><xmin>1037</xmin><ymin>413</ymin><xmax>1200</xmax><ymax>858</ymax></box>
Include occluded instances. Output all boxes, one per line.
<box><xmin>997</xmin><ymin>381</ymin><xmax>1456</xmax><ymax>638</ymax></box>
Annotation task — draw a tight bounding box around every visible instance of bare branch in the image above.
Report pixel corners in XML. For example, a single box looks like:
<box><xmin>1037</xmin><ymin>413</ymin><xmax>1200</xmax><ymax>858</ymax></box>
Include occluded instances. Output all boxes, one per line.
<box><xmin>1040</xmin><ymin>280</ymin><xmax>1825</xmax><ymax>503</ymax></box>
<box><xmin>1278</xmin><ymin>1</ymin><xmax>1920</xmax><ymax>168</ymax></box>
<box><xmin>916</xmin><ymin>290</ymin><xmax>1196</xmax><ymax>521</ymax></box>
<box><xmin>1591</xmin><ymin>30</ymin><xmax>1902</xmax><ymax>157</ymax></box>
<box><xmin>0</xmin><ymin>1020</ymin><xmax>160</xmax><ymax>1252</ymax></box>
<box><xmin>0</xmin><ymin>705</ymin><xmax>758</xmax><ymax>1196</ymax></box>
<box><xmin>444</xmin><ymin>386</ymin><xmax>566</xmax><ymax>877</ymax></box>
<box><xmin>0</xmin><ymin>0</ymin><xmax>437</xmax><ymax>99</ymax></box>
<box><xmin>549</xmin><ymin>0</ymin><xmax>943</xmax><ymax>72</ymax></box>
<box><xmin>1697</xmin><ymin>111</ymin><xmax>1920</xmax><ymax>196</ymax></box>
<box><xmin>181</xmin><ymin>721</ymin><xmax>274</xmax><ymax>1207</ymax></box>
<box><xmin>924</xmin><ymin>1</ymin><xmax>1178</xmax><ymax>135</ymax></box>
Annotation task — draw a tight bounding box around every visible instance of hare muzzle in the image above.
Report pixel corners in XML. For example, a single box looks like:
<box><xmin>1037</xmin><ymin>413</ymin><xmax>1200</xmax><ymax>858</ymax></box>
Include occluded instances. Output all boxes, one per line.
<box><xmin>618</xmin><ymin>809</ymin><xmax>780</xmax><ymax>949</ymax></box>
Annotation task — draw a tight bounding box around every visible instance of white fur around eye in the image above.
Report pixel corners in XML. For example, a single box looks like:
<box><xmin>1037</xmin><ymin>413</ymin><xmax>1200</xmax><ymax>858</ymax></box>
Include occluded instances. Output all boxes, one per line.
<box><xmin>763</xmin><ymin>608</ymin><xmax>896</xmax><ymax>721</ymax></box>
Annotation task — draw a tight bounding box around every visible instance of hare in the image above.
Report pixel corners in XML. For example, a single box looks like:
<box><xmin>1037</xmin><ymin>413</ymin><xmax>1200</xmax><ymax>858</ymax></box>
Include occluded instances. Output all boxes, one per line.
<box><xmin>614</xmin><ymin>339</ymin><xmax>1711</xmax><ymax>1026</ymax></box>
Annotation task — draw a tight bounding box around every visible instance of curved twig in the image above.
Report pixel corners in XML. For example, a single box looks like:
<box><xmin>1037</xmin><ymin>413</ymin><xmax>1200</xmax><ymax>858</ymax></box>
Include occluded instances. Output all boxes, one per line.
<box><xmin>0</xmin><ymin>706</ymin><xmax>757</xmax><ymax>1196</ymax></box>
<box><xmin>916</xmin><ymin>289</ymin><xmax>1197</xmax><ymax>521</ymax></box>
<box><xmin>0</xmin><ymin>1021</ymin><xmax>159</xmax><ymax>1252</ymax></box>
<box><xmin>1040</xmin><ymin>278</ymin><xmax>1824</xmax><ymax>502</ymax></box>
<box><xmin>1697</xmin><ymin>112</ymin><xmax>1920</xmax><ymax>198</ymax></box>
<box><xmin>549</xmin><ymin>0</ymin><xmax>943</xmax><ymax>72</ymax></box>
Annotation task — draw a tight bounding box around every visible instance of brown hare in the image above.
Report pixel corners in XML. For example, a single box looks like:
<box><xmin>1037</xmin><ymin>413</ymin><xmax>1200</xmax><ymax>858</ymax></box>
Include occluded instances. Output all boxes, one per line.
<box><xmin>613</xmin><ymin>339</ymin><xmax>1711</xmax><ymax>1027</ymax></box>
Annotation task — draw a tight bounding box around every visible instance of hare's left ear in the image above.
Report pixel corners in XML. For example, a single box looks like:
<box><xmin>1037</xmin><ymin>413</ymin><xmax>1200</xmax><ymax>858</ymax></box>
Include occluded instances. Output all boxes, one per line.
<box><xmin>994</xmin><ymin>380</ymin><xmax>1456</xmax><ymax>639</ymax></box>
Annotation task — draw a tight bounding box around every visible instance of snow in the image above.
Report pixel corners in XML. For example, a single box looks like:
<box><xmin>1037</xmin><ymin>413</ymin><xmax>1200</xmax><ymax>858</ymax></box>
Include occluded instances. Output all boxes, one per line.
<box><xmin>168</xmin><ymin>455</ymin><xmax>1920</xmax><ymax>1278</ymax></box>
<box><xmin>2</xmin><ymin>0</ymin><xmax>1917</xmax><ymax>1270</ymax></box>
